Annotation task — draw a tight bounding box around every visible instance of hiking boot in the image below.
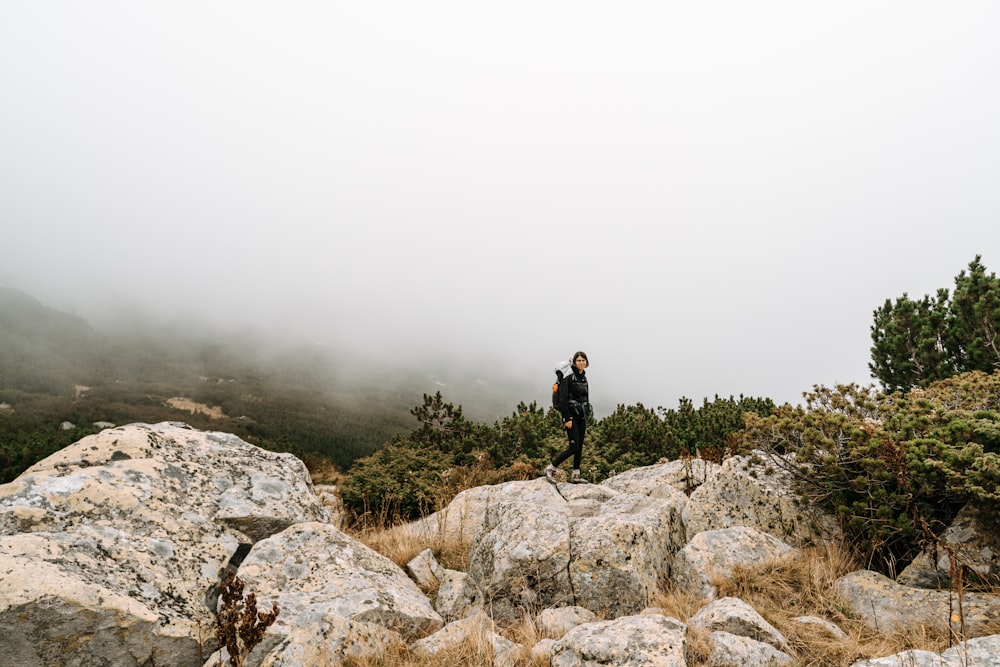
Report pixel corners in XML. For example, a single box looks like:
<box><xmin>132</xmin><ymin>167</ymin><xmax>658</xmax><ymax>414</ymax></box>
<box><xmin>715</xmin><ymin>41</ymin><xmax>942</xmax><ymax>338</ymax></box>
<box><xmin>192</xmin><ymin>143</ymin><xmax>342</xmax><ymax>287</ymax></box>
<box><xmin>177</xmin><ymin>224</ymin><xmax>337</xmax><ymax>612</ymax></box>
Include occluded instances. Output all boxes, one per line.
<box><xmin>544</xmin><ymin>464</ymin><xmax>557</xmax><ymax>484</ymax></box>
<box><xmin>571</xmin><ymin>470</ymin><xmax>589</xmax><ymax>484</ymax></box>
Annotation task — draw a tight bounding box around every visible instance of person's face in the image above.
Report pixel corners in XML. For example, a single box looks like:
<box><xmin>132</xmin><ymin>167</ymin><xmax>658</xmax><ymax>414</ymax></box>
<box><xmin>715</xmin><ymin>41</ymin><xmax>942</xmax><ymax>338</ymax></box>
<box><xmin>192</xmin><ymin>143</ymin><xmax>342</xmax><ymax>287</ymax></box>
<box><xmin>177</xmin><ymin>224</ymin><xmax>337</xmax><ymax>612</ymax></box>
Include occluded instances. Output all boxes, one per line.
<box><xmin>574</xmin><ymin>356</ymin><xmax>588</xmax><ymax>370</ymax></box>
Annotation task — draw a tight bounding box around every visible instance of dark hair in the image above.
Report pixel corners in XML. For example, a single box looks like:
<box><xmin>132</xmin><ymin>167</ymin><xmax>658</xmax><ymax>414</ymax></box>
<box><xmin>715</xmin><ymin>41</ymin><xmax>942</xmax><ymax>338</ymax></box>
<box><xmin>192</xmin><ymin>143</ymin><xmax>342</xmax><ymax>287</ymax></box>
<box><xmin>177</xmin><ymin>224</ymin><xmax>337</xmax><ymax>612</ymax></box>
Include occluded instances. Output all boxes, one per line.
<box><xmin>572</xmin><ymin>351</ymin><xmax>589</xmax><ymax>364</ymax></box>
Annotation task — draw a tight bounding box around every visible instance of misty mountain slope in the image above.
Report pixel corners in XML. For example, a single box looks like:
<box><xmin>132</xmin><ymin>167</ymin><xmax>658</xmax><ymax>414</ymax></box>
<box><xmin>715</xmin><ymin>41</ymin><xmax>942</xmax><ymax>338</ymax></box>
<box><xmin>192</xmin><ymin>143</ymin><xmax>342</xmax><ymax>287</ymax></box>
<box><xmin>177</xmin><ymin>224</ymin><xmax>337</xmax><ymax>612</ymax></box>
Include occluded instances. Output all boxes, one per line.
<box><xmin>0</xmin><ymin>288</ymin><xmax>533</xmax><ymax>483</ymax></box>
<box><xmin>0</xmin><ymin>287</ymin><xmax>92</xmax><ymax>336</ymax></box>
<box><xmin>0</xmin><ymin>287</ymin><xmax>100</xmax><ymax>392</ymax></box>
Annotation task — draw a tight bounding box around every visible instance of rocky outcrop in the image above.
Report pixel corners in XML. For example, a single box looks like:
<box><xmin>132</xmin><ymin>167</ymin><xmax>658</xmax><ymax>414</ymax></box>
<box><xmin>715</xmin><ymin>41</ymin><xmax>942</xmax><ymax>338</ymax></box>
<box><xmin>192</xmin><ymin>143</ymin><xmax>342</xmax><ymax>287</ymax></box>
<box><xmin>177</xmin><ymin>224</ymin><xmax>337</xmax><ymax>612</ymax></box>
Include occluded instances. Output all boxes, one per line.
<box><xmin>220</xmin><ymin>521</ymin><xmax>443</xmax><ymax>666</ymax></box>
<box><xmin>467</xmin><ymin>480</ymin><xmax>685</xmax><ymax>621</ymax></box>
<box><xmin>0</xmin><ymin>422</ymin><xmax>327</xmax><ymax>667</ymax></box>
<box><xmin>682</xmin><ymin>452</ymin><xmax>842</xmax><ymax>547</ymax></box>
<box><xmin>550</xmin><ymin>613</ymin><xmax>687</xmax><ymax>667</ymax></box>
<box><xmin>3</xmin><ymin>424</ymin><xmax>1000</xmax><ymax>666</ymax></box>
<box><xmin>672</xmin><ymin>526</ymin><xmax>797</xmax><ymax>600</ymax></box>
<box><xmin>601</xmin><ymin>457</ymin><xmax>720</xmax><ymax>498</ymax></box>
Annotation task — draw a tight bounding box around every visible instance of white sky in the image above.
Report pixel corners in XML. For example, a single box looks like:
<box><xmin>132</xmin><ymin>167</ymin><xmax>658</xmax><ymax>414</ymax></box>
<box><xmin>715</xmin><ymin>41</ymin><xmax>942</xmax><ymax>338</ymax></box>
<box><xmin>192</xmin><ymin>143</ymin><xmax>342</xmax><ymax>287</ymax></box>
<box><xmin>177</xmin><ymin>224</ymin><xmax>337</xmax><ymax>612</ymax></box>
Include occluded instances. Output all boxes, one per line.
<box><xmin>2</xmin><ymin>2</ymin><xmax>999</xmax><ymax>410</ymax></box>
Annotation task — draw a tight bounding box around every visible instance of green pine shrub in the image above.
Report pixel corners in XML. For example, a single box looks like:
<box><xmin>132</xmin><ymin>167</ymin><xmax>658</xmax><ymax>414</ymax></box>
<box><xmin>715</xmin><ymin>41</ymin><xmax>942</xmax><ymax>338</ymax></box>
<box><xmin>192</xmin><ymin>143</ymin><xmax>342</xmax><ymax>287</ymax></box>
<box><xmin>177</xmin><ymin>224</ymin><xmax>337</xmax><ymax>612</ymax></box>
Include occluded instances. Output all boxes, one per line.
<box><xmin>340</xmin><ymin>392</ymin><xmax>776</xmax><ymax>526</ymax></box>
<box><xmin>742</xmin><ymin>371</ymin><xmax>1000</xmax><ymax>575</ymax></box>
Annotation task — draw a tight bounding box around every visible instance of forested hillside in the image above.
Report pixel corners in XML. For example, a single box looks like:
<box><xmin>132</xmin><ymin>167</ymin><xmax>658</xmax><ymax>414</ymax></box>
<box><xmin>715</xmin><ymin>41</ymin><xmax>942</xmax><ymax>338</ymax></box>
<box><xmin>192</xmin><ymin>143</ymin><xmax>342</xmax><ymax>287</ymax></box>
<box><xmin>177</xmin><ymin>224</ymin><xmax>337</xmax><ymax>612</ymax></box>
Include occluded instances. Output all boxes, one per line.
<box><xmin>0</xmin><ymin>287</ymin><xmax>528</xmax><ymax>482</ymax></box>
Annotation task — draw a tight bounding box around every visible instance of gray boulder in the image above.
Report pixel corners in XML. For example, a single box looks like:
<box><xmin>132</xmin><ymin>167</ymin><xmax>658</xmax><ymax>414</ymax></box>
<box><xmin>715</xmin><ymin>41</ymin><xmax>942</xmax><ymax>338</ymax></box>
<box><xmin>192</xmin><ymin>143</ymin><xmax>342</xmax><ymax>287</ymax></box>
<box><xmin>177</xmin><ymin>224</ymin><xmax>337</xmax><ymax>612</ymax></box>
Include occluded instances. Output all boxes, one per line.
<box><xmin>673</xmin><ymin>526</ymin><xmax>797</xmax><ymax>600</ymax></box>
<box><xmin>850</xmin><ymin>635</ymin><xmax>1000</xmax><ymax>667</ymax></box>
<box><xmin>836</xmin><ymin>570</ymin><xmax>1000</xmax><ymax>636</ymax></box>
<box><xmin>531</xmin><ymin>638</ymin><xmax>558</xmax><ymax>663</ymax></box>
<box><xmin>686</xmin><ymin>596</ymin><xmax>788</xmax><ymax>651</ymax></box>
<box><xmin>940</xmin><ymin>635</ymin><xmax>1000</xmax><ymax>666</ymax></box>
<box><xmin>899</xmin><ymin>504</ymin><xmax>1000</xmax><ymax>590</ymax></box>
<box><xmin>467</xmin><ymin>481</ymin><xmax>685</xmax><ymax>621</ymax></box>
<box><xmin>569</xmin><ymin>491</ymin><xmax>685</xmax><ymax>617</ymax></box>
<box><xmin>851</xmin><ymin>650</ymin><xmax>959</xmax><ymax>667</ymax></box>
<box><xmin>233</xmin><ymin>521</ymin><xmax>443</xmax><ymax>664</ymax></box>
<box><xmin>411</xmin><ymin>477</ymin><xmax>563</xmax><ymax>545</ymax></box>
<box><xmin>549</xmin><ymin>613</ymin><xmax>687</xmax><ymax>667</ymax></box>
<box><xmin>682</xmin><ymin>452</ymin><xmax>841</xmax><ymax>546</ymax></box>
<box><xmin>535</xmin><ymin>605</ymin><xmax>598</xmax><ymax>639</ymax></box>
<box><xmin>406</xmin><ymin>547</ymin><xmax>445</xmax><ymax>591</ymax></box>
<box><xmin>434</xmin><ymin>568</ymin><xmax>483</xmax><ymax>622</ymax></box>
<box><xmin>705</xmin><ymin>631</ymin><xmax>793</xmax><ymax>667</ymax></box>
<box><xmin>0</xmin><ymin>421</ymin><xmax>327</xmax><ymax>667</ymax></box>
<box><xmin>467</xmin><ymin>495</ymin><xmax>574</xmax><ymax>618</ymax></box>
<box><xmin>403</xmin><ymin>549</ymin><xmax>482</xmax><ymax>622</ymax></box>
<box><xmin>245</xmin><ymin>616</ymin><xmax>405</xmax><ymax>667</ymax></box>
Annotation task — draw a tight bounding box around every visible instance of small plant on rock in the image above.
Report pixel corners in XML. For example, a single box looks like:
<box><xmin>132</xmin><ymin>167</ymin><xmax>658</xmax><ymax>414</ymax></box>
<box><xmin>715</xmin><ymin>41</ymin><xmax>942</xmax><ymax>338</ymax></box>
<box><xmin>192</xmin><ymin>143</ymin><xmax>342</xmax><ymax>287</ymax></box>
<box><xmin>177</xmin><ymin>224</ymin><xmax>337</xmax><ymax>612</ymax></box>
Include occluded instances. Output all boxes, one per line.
<box><xmin>215</xmin><ymin>570</ymin><xmax>279</xmax><ymax>667</ymax></box>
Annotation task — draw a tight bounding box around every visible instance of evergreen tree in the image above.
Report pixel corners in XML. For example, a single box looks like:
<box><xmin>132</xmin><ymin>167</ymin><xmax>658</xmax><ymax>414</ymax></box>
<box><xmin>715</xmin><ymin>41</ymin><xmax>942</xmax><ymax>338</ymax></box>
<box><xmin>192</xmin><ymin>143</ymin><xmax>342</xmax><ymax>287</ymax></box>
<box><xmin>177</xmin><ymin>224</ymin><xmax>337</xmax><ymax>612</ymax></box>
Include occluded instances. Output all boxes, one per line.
<box><xmin>870</xmin><ymin>256</ymin><xmax>1000</xmax><ymax>392</ymax></box>
<box><xmin>870</xmin><ymin>290</ymin><xmax>952</xmax><ymax>392</ymax></box>
<box><xmin>948</xmin><ymin>257</ymin><xmax>1000</xmax><ymax>374</ymax></box>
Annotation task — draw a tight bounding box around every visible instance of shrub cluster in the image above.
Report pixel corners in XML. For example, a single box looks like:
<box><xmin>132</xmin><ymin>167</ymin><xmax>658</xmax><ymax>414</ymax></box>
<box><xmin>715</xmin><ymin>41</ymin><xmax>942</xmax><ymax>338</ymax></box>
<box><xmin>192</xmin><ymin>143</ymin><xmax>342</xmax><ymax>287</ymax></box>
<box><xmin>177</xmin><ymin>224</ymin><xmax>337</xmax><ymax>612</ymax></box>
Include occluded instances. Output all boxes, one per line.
<box><xmin>339</xmin><ymin>392</ymin><xmax>775</xmax><ymax>526</ymax></box>
<box><xmin>742</xmin><ymin>370</ymin><xmax>1000</xmax><ymax>575</ymax></box>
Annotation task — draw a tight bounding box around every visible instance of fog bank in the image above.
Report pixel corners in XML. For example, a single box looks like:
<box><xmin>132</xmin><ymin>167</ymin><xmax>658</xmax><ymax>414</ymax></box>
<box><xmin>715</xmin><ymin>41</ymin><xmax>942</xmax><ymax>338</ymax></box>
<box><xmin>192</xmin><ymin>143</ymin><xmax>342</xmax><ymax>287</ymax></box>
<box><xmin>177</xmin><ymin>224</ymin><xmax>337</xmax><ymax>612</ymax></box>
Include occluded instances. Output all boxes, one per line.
<box><xmin>3</xmin><ymin>2</ymin><xmax>1000</xmax><ymax>410</ymax></box>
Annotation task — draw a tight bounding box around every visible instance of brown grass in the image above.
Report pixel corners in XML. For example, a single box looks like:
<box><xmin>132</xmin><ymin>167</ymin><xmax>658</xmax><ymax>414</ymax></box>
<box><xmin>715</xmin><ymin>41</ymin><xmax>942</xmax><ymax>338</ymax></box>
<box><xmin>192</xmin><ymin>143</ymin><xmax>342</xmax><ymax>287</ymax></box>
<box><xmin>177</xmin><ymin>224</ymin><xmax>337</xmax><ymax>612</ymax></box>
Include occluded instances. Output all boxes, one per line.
<box><xmin>715</xmin><ymin>544</ymin><xmax>995</xmax><ymax>666</ymax></box>
<box><xmin>350</xmin><ymin>515</ymin><xmax>473</xmax><ymax>575</ymax></box>
<box><xmin>503</xmin><ymin>610</ymin><xmax>546</xmax><ymax>650</ymax></box>
<box><xmin>340</xmin><ymin>612</ymin><xmax>545</xmax><ymax>667</ymax></box>
<box><xmin>306</xmin><ymin>457</ymin><xmax>344</xmax><ymax>485</ymax></box>
<box><xmin>165</xmin><ymin>397</ymin><xmax>227</xmax><ymax>420</ymax></box>
<box><xmin>341</xmin><ymin>643</ymin><xmax>495</xmax><ymax>667</ymax></box>
<box><xmin>649</xmin><ymin>587</ymin><xmax>710</xmax><ymax>624</ymax></box>
<box><xmin>683</xmin><ymin>624</ymin><xmax>713</xmax><ymax>667</ymax></box>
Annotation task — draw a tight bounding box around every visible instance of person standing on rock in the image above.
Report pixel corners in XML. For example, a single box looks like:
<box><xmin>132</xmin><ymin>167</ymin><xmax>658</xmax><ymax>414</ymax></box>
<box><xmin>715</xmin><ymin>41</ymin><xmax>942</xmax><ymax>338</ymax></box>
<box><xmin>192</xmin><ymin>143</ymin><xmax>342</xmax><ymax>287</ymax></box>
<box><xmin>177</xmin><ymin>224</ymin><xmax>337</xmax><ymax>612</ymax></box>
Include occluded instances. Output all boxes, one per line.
<box><xmin>545</xmin><ymin>351</ymin><xmax>591</xmax><ymax>484</ymax></box>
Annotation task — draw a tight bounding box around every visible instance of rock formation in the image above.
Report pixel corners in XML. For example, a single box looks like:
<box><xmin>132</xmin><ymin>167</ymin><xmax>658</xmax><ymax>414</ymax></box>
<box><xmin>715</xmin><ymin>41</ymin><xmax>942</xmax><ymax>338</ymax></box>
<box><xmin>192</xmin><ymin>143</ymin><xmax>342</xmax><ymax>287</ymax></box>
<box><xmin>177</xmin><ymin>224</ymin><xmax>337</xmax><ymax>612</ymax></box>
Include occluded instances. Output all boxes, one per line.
<box><xmin>0</xmin><ymin>422</ymin><xmax>327</xmax><ymax>666</ymax></box>
<box><xmin>2</xmin><ymin>425</ymin><xmax>999</xmax><ymax>666</ymax></box>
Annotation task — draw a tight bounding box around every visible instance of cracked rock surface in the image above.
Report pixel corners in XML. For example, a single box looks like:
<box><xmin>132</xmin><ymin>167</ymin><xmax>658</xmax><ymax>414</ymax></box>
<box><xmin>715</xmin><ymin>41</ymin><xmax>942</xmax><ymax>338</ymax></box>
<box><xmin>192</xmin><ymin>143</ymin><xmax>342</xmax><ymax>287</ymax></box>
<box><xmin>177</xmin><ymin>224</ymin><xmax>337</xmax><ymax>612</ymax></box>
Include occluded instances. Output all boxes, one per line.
<box><xmin>466</xmin><ymin>478</ymin><xmax>685</xmax><ymax>622</ymax></box>
<box><xmin>0</xmin><ymin>422</ymin><xmax>328</xmax><ymax>667</ymax></box>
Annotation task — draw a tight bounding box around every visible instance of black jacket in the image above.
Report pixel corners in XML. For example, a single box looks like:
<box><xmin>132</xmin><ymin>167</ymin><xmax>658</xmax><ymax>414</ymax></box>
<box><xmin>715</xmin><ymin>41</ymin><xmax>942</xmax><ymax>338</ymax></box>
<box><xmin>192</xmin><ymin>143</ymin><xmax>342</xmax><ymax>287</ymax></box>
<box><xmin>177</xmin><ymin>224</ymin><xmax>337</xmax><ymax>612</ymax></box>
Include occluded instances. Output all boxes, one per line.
<box><xmin>558</xmin><ymin>368</ymin><xmax>589</xmax><ymax>421</ymax></box>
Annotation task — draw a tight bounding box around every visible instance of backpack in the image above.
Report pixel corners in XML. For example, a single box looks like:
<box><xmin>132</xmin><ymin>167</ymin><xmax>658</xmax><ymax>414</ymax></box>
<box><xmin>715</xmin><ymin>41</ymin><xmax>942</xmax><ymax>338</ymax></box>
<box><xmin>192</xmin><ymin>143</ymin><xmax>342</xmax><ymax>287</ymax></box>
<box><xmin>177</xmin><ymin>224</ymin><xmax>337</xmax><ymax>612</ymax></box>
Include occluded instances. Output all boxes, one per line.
<box><xmin>551</xmin><ymin>360</ymin><xmax>573</xmax><ymax>409</ymax></box>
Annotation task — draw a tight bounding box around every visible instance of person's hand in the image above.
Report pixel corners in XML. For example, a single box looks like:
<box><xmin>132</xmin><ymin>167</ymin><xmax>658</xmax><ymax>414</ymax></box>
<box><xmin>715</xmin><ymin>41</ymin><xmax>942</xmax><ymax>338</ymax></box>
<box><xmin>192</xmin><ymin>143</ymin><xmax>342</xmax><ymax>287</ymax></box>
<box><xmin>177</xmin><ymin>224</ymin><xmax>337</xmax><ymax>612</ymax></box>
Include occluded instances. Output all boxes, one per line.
<box><xmin>565</xmin><ymin>419</ymin><xmax>573</xmax><ymax>428</ymax></box>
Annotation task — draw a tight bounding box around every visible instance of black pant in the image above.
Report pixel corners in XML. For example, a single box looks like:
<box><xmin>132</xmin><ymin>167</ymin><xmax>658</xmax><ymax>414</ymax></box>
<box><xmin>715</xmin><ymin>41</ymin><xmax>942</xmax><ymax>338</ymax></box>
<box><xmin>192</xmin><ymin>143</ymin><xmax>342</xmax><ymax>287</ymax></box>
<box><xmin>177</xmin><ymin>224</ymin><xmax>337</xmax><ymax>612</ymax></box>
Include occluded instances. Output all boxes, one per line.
<box><xmin>552</xmin><ymin>416</ymin><xmax>586</xmax><ymax>470</ymax></box>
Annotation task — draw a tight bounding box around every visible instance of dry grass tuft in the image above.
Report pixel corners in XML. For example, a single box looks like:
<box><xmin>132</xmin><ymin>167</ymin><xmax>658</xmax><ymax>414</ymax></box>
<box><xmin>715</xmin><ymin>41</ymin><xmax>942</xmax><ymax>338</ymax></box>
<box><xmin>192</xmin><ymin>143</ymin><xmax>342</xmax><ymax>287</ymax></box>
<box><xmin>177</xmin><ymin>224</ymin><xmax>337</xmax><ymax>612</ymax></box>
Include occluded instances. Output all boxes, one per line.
<box><xmin>718</xmin><ymin>543</ymin><xmax>858</xmax><ymax>624</ymax></box>
<box><xmin>683</xmin><ymin>624</ymin><xmax>713</xmax><ymax>667</ymax></box>
<box><xmin>708</xmin><ymin>543</ymin><xmax>986</xmax><ymax>666</ymax></box>
<box><xmin>349</xmin><ymin>517</ymin><xmax>472</xmax><ymax>574</ymax></box>
<box><xmin>340</xmin><ymin>622</ymin><xmax>543</xmax><ymax>667</ymax></box>
<box><xmin>306</xmin><ymin>456</ymin><xmax>344</xmax><ymax>485</ymax></box>
<box><xmin>649</xmin><ymin>587</ymin><xmax>710</xmax><ymax>624</ymax></box>
<box><xmin>340</xmin><ymin>642</ymin><xmax>436</xmax><ymax>667</ymax></box>
<box><xmin>504</xmin><ymin>610</ymin><xmax>544</xmax><ymax>649</ymax></box>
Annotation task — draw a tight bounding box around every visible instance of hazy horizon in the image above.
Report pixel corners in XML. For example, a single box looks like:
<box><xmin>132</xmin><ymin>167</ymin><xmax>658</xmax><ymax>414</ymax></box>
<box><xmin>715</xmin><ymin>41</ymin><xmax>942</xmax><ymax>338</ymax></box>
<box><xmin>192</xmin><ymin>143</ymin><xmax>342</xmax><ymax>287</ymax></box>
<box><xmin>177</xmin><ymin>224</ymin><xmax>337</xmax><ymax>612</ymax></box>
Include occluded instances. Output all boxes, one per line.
<box><xmin>3</xmin><ymin>3</ymin><xmax>999</xmax><ymax>410</ymax></box>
